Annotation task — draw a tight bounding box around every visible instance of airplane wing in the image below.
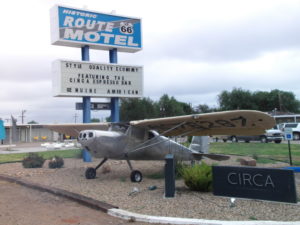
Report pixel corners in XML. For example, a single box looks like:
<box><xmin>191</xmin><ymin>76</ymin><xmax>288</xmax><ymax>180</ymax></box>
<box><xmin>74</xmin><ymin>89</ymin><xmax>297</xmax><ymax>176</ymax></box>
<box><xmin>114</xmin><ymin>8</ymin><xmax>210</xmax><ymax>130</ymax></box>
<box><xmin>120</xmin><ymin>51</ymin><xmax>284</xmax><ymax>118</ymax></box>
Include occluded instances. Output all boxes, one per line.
<box><xmin>45</xmin><ymin>123</ymin><xmax>110</xmax><ymax>137</ymax></box>
<box><xmin>130</xmin><ymin>110</ymin><xmax>275</xmax><ymax>136</ymax></box>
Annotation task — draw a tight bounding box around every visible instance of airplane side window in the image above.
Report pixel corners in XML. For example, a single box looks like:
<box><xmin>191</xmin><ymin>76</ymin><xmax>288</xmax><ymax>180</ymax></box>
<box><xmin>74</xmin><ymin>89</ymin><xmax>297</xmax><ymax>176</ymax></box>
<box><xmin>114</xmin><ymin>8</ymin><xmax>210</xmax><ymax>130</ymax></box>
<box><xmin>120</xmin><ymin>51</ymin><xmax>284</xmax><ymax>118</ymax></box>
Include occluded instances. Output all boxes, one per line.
<box><xmin>148</xmin><ymin>131</ymin><xmax>155</xmax><ymax>139</ymax></box>
<box><xmin>89</xmin><ymin>132</ymin><xmax>93</xmax><ymax>138</ymax></box>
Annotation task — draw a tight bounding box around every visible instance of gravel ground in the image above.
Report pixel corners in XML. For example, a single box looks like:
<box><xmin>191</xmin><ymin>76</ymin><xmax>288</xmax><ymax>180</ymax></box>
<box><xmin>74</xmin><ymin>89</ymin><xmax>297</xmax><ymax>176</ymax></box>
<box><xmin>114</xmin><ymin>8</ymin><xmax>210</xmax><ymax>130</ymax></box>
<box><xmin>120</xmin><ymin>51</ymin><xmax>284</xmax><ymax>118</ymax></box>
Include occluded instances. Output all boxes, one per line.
<box><xmin>0</xmin><ymin>156</ymin><xmax>299</xmax><ymax>222</ymax></box>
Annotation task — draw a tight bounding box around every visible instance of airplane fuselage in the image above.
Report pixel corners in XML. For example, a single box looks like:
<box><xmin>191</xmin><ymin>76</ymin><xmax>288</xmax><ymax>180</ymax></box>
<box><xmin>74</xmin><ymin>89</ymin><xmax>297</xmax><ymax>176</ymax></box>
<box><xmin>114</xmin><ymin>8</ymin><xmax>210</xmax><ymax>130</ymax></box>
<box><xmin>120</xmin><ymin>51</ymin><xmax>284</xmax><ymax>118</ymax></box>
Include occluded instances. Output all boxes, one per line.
<box><xmin>78</xmin><ymin>129</ymin><xmax>198</xmax><ymax>161</ymax></box>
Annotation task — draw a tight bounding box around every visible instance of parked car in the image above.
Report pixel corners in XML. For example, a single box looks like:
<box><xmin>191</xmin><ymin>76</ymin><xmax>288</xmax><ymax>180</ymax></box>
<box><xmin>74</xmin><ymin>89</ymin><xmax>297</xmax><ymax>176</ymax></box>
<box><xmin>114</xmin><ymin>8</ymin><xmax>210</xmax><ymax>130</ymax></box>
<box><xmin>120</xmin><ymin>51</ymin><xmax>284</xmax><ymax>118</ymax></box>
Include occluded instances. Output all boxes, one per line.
<box><xmin>221</xmin><ymin>125</ymin><xmax>283</xmax><ymax>143</ymax></box>
<box><xmin>278</xmin><ymin>122</ymin><xmax>300</xmax><ymax>140</ymax></box>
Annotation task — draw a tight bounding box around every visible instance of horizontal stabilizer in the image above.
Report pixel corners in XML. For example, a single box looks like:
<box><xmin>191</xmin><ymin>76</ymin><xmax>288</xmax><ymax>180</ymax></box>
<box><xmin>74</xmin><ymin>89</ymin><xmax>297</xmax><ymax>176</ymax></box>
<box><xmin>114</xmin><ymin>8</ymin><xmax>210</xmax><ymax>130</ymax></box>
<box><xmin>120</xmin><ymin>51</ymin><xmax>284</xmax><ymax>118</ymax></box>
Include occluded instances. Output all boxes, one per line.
<box><xmin>193</xmin><ymin>153</ymin><xmax>230</xmax><ymax>161</ymax></box>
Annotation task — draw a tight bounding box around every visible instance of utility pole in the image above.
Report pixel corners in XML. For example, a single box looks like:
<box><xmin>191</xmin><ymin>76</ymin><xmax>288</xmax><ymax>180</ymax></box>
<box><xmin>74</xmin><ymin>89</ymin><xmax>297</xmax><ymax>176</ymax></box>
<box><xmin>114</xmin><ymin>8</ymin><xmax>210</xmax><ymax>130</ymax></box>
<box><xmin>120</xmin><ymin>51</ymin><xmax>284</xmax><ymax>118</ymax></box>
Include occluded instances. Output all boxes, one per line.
<box><xmin>278</xmin><ymin>93</ymin><xmax>283</xmax><ymax>112</ymax></box>
<box><xmin>20</xmin><ymin>110</ymin><xmax>26</xmax><ymax>124</ymax></box>
<box><xmin>74</xmin><ymin>113</ymin><xmax>78</xmax><ymax>123</ymax></box>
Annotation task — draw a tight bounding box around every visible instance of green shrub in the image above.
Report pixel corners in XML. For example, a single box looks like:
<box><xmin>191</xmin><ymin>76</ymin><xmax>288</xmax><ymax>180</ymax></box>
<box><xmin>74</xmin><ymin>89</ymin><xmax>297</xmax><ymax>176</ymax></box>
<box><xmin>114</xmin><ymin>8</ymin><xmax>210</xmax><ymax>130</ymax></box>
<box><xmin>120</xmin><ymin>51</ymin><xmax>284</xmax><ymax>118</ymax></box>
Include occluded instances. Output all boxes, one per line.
<box><xmin>181</xmin><ymin>162</ymin><xmax>212</xmax><ymax>192</ymax></box>
<box><xmin>175</xmin><ymin>161</ymin><xmax>189</xmax><ymax>179</ymax></box>
<box><xmin>252</xmin><ymin>153</ymin><xmax>258</xmax><ymax>160</ymax></box>
<box><xmin>48</xmin><ymin>156</ymin><xmax>64</xmax><ymax>169</ymax></box>
<box><xmin>22</xmin><ymin>153</ymin><xmax>45</xmax><ymax>168</ymax></box>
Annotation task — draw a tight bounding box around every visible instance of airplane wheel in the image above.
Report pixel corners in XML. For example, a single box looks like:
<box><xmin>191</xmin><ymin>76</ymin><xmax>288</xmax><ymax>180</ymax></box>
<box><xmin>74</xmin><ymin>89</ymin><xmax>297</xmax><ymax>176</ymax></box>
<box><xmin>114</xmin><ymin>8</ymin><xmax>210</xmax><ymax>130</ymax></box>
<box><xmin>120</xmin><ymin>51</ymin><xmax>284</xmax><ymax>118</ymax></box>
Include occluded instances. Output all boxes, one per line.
<box><xmin>130</xmin><ymin>170</ymin><xmax>143</xmax><ymax>182</ymax></box>
<box><xmin>85</xmin><ymin>167</ymin><xmax>96</xmax><ymax>179</ymax></box>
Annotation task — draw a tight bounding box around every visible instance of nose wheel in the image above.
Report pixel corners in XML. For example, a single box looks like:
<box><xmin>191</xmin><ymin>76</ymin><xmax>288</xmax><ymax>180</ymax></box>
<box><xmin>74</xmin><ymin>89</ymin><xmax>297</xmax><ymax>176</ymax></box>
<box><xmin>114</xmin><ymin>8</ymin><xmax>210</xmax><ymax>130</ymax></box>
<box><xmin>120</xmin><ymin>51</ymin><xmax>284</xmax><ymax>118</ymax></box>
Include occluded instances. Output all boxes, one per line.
<box><xmin>84</xmin><ymin>157</ymin><xmax>108</xmax><ymax>179</ymax></box>
<box><xmin>85</xmin><ymin>167</ymin><xmax>96</xmax><ymax>179</ymax></box>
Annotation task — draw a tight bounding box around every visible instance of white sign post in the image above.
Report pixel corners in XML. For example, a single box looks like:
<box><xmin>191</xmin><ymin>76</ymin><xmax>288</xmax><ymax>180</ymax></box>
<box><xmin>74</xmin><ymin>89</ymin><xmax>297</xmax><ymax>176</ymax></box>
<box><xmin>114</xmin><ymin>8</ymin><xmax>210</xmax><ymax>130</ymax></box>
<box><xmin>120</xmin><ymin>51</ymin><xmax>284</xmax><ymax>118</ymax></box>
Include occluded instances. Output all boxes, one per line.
<box><xmin>284</xmin><ymin>128</ymin><xmax>293</xmax><ymax>165</ymax></box>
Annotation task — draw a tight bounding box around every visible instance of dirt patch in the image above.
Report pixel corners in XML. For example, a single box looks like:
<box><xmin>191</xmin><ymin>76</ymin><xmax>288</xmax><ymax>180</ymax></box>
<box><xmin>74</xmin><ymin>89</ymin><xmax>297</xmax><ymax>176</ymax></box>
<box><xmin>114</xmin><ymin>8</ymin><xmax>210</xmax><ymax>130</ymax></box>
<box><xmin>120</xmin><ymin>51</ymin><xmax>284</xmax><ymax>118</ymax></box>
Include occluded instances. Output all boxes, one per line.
<box><xmin>0</xmin><ymin>180</ymin><xmax>156</xmax><ymax>225</ymax></box>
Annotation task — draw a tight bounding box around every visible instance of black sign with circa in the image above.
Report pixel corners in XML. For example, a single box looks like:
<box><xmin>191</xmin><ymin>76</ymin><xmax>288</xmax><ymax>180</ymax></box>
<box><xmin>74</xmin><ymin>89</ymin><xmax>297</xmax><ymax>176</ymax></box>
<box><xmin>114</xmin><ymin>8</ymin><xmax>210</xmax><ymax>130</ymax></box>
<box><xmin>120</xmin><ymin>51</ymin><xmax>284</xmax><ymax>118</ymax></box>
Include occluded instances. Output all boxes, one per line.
<box><xmin>212</xmin><ymin>166</ymin><xmax>297</xmax><ymax>203</ymax></box>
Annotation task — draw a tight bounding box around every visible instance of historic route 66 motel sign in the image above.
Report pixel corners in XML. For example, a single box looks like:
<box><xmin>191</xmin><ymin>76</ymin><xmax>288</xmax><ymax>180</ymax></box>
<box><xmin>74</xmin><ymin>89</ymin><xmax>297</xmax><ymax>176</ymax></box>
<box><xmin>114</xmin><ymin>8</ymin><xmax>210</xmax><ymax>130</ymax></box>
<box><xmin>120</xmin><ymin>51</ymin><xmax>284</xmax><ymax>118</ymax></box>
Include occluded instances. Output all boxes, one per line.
<box><xmin>50</xmin><ymin>5</ymin><xmax>143</xmax><ymax>123</ymax></box>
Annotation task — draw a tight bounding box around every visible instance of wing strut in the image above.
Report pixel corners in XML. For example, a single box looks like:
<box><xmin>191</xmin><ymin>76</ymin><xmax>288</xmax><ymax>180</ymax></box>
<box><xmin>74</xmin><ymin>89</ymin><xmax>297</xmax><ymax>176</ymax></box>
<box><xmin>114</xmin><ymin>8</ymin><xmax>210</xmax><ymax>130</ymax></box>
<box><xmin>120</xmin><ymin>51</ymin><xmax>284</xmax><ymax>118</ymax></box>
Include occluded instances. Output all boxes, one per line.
<box><xmin>127</xmin><ymin>124</ymin><xmax>201</xmax><ymax>155</ymax></box>
<box><xmin>128</xmin><ymin>122</ymin><xmax>186</xmax><ymax>152</ymax></box>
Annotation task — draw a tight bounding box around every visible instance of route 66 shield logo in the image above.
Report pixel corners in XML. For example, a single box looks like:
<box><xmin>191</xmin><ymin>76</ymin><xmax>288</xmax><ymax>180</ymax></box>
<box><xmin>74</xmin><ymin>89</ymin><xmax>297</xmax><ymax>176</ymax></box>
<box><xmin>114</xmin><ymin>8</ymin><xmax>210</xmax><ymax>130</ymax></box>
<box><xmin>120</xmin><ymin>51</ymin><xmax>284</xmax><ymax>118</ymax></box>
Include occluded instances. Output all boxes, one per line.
<box><xmin>120</xmin><ymin>22</ymin><xmax>134</xmax><ymax>34</ymax></box>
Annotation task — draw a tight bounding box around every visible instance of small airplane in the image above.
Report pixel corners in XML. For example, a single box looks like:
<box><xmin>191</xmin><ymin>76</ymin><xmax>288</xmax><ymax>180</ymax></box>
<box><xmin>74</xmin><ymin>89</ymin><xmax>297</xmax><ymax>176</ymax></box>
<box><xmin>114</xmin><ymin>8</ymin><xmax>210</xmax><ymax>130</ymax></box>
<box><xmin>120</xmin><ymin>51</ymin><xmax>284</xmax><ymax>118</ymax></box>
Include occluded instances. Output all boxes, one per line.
<box><xmin>47</xmin><ymin>110</ymin><xmax>275</xmax><ymax>182</ymax></box>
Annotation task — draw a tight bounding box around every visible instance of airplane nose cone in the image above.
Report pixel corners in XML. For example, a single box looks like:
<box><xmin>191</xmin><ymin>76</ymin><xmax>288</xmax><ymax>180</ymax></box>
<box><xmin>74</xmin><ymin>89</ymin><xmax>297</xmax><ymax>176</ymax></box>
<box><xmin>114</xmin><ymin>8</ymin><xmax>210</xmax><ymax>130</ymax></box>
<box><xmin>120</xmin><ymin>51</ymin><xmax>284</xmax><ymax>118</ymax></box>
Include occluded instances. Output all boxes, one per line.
<box><xmin>78</xmin><ymin>131</ymin><xmax>95</xmax><ymax>145</ymax></box>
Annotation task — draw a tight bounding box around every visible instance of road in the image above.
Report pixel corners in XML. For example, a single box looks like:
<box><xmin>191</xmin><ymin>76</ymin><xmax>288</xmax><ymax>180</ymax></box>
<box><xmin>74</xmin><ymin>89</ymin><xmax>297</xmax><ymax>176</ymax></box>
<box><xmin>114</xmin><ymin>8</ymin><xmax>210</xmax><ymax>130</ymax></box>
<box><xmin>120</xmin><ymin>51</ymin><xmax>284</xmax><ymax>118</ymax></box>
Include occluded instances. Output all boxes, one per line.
<box><xmin>0</xmin><ymin>180</ymin><xmax>155</xmax><ymax>225</ymax></box>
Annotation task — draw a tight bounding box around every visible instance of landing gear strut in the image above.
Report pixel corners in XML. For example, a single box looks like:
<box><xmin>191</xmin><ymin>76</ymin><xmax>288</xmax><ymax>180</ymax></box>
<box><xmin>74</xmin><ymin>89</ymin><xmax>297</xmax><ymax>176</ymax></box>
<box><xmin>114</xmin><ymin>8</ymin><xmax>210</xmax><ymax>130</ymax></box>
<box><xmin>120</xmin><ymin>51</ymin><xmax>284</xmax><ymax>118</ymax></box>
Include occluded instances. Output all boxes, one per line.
<box><xmin>126</xmin><ymin>158</ymin><xmax>143</xmax><ymax>182</ymax></box>
<box><xmin>84</xmin><ymin>157</ymin><xmax>143</xmax><ymax>182</ymax></box>
<box><xmin>85</xmin><ymin>158</ymin><xmax>108</xmax><ymax>179</ymax></box>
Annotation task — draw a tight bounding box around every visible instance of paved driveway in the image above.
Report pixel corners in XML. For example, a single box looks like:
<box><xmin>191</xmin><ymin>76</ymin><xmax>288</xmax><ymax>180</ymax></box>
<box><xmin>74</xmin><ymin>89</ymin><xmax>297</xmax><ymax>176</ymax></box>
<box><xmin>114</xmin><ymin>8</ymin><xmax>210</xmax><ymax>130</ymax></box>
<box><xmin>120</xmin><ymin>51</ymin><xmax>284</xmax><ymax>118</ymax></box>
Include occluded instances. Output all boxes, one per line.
<box><xmin>0</xmin><ymin>180</ymin><xmax>155</xmax><ymax>225</ymax></box>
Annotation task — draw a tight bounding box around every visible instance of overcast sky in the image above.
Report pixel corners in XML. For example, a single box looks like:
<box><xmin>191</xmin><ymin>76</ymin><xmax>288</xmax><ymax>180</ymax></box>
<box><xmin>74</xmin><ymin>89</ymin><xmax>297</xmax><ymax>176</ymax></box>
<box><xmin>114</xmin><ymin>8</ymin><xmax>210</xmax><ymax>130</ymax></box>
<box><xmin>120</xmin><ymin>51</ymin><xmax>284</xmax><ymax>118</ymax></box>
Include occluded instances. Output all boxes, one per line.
<box><xmin>1</xmin><ymin>0</ymin><xmax>300</xmax><ymax>124</ymax></box>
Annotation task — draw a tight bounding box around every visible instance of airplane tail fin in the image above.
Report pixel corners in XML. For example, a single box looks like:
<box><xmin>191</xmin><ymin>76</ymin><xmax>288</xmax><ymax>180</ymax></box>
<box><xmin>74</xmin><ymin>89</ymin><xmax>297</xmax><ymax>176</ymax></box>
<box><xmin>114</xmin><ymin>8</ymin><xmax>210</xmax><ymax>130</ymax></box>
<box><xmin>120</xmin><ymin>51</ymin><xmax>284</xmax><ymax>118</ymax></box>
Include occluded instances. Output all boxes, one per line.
<box><xmin>189</xmin><ymin>136</ymin><xmax>210</xmax><ymax>153</ymax></box>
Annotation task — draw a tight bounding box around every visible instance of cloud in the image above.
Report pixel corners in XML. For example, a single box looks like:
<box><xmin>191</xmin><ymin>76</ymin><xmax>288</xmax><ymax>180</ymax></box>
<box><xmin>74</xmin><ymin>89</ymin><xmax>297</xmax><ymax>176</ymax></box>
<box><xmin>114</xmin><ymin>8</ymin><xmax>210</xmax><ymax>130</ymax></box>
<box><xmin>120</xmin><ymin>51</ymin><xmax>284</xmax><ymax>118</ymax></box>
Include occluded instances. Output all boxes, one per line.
<box><xmin>143</xmin><ymin>49</ymin><xmax>300</xmax><ymax>105</ymax></box>
<box><xmin>144</xmin><ymin>1</ymin><xmax>300</xmax><ymax>62</ymax></box>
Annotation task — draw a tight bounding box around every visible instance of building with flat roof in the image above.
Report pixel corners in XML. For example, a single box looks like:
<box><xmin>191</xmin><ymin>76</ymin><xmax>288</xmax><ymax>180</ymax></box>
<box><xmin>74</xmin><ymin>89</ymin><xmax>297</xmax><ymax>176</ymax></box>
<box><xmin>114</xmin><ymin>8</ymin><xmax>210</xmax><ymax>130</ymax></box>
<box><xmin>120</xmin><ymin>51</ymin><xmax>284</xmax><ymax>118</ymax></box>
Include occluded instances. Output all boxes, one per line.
<box><xmin>2</xmin><ymin>124</ymin><xmax>60</xmax><ymax>144</ymax></box>
<box><xmin>273</xmin><ymin>114</ymin><xmax>300</xmax><ymax>123</ymax></box>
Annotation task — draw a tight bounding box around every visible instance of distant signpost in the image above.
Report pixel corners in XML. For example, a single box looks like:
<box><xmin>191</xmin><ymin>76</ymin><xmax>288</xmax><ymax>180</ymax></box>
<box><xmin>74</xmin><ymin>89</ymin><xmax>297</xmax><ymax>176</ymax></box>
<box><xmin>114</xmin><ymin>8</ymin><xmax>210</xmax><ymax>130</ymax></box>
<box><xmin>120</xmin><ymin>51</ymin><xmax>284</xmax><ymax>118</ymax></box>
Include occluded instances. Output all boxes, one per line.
<box><xmin>284</xmin><ymin>128</ymin><xmax>293</xmax><ymax>165</ymax></box>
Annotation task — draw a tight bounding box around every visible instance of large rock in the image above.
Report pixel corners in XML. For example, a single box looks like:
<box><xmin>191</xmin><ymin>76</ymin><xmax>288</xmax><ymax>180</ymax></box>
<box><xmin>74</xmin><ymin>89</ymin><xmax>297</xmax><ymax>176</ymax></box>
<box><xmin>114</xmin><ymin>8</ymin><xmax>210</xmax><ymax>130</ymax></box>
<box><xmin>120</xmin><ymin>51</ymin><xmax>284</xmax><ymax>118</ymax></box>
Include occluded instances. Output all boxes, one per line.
<box><xmin>240</xmin><ymin>159</ymin><xmax>256</xmax><ymax>166</ymax></box>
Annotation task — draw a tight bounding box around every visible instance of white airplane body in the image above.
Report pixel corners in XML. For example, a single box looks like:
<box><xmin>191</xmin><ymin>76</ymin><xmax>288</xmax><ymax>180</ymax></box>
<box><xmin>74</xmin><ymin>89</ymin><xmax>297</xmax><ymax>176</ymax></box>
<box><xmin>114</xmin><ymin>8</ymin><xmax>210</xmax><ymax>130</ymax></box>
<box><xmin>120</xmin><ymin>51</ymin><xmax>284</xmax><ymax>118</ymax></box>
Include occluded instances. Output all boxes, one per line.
<box><xmin>47</xmin><ymin>110</ymin><xmax>275</xmax><ymax>182</ymax></box>
<box><xmin>79</xmin><ymin>129</ymin><xmax>203</xmax><ymax>161</ymax></box>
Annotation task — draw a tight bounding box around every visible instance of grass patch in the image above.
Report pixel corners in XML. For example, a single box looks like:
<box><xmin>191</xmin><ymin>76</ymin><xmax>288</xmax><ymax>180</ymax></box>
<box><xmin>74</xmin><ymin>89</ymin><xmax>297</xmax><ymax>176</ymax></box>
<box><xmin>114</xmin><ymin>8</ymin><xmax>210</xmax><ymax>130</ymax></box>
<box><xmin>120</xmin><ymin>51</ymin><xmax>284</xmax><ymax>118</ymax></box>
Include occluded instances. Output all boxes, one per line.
<box><xmin>146</xmin><ymin>170</ymin><xmax>164</xmax><ymax>179</ymax></box>
<box><xmin>210</xmin><ymin>142</ymin><xmax>300</xmax><ymax>164</ymax></box>
<box><xmin>255</xmin><ymin>157</ymin><xmax>277</xmax><ymax>164</ymax></box>
<box><xmin>0</xmin><ymin>149</ymin><xmax>82</xmax><ymax>164</ymax></box>
<box><xmin>249</xmin><ymin>216</ymin><xmax>257</xmax><ymax>220</ymax></box>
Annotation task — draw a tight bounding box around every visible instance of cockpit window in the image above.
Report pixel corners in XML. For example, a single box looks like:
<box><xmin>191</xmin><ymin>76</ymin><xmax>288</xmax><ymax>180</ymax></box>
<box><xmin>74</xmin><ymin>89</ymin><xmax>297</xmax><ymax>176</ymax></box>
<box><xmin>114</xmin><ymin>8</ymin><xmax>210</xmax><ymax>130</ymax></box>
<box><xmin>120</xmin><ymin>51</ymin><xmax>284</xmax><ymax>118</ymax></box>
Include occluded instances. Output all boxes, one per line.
<box><xmin>79</xmin><ymin>133</ymin><xmax>82</xmax><ymax>138</ymax></box>
<box><xmin>88</xmin><ymin>132</ymin><xmax>93</xmax><ymax>138</ymax></box>
<box><xmin>148</xmin><ymin>131</ymin><xmax>155</xmax><ymax>140</ymax></box>
<box><xmin>83</xmin><ymin>133</ymin><xmax>87</xmax><ymax>138</ymax></box>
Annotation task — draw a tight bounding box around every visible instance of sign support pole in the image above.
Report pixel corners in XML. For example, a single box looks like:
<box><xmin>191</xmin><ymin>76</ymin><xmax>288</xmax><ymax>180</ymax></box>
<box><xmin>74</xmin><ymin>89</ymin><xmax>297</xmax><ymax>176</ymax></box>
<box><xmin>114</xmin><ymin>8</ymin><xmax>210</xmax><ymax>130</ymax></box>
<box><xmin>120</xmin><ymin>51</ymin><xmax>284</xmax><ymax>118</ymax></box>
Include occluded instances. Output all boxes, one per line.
<box><xmin>81</xmin><ymin>45</ymin><xmax>92</xmax><ymax>162</ymax></box>
<box><xmin>81</xmin><ymin>45</ymin><xmax>91</xmax><ymax>123</ymax></box>
<box><xmin>288</xmin><ymin>140</ymin><xmax>293</xmax><ymax>166</ymax></box>
<box><xmin>109</xmin><ymin>48</ymin><xmax>119</xmax><ymax>122</ymax></box>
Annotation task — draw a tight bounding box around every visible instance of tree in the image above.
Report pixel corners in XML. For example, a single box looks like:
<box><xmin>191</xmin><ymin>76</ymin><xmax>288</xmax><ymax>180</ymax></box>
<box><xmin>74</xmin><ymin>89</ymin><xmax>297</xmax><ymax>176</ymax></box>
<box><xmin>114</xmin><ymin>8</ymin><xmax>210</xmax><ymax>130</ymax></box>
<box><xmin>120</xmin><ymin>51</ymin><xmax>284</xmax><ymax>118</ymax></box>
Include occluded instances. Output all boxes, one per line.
<box><xmin>218</xmin><ymin>88</ymin><xmax>300</xmax><ymax>113</ymax></box>
<box><xmin>195</xmin><ymin>104</ymin><xmax>219</xmax><ymax>113</ymax></box>
<box><xmin>218</xmin><ymin>88</ymin><xmax>255</xmax><ymax>110</ymax></box>
<box><xmin>158</xmin><ymin>94</ymin><xmax>194</xmax><ymax>117</ymax></box>
<box><xmin>120</xmin><ymin>95</ymin><xmax>194</xmax><ymax>121</ymax></box>
<box><xmin>91</xmin><ymin>118</ymin><xmax>100</xmax><ymax>122</ymax></box>
<box><xmin>120</xmin><ymin>97</ymin><xmax>159</xmax><ymax>121</ymax></box>
<box><xmin>268</xmin><ymin>89</ymin><xmax>300</xmax><ymax>113</ymax></box>
<box><xmin>27</xmin><ymin>120</ymin><xmax>38</xmax><ymax>124</ymax></box>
